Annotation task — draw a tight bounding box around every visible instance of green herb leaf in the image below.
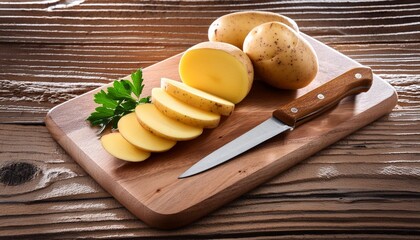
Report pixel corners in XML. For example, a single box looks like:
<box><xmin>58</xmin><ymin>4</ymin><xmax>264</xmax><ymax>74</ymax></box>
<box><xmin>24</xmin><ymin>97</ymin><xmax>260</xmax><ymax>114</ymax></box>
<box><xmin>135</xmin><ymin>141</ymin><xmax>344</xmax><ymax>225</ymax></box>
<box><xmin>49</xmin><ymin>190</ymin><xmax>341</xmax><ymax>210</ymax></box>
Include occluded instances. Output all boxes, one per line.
<box><xmin>86</xmin><ymin>68</ymin><xmax>150</xmax><ymax>134</ymax></box>
<box><xmin>107</xmin><ymin>80</ymin><xmax>132</xmax><ymax>100</ymax></box>
<box><xmin>131</xmin><ymin>68</ymin><xmax>143</xmax><ymax>98</ymax></box>
<box><xmin>93</xmin><ymin>90</ymin><xmax>118</xmax><ymax>109</ymax></box>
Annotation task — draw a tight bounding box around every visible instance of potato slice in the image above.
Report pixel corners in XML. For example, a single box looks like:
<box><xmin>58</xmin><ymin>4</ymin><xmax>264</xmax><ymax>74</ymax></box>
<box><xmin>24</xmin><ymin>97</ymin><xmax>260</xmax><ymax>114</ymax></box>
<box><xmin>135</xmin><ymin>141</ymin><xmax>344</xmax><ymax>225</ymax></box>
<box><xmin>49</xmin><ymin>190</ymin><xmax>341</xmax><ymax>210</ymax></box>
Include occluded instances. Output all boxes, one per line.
<box><xmin>179</xmin><ymin>41</ymin><xmax>253</xmax><ymax>104</ymax></box>
<box><xmin>135</xmin><ymin>103</ymin><xmax>203</xmax><ymax>141</ymax></box>
<box><xmin>118</xmin><ymin>112</ymin><xmax>176</xmax><ymax>152</ymax></box>
<box><xmin>151</xmin><ymin>88</ymin><xmax>220</xmax><ymax>128</ymax></box>
<box><xmin>161</xmin><ymin>78</ymin><xmax>235</xmax><ymax>116</ymax></box>
<box><xmin>101</xmin><ymin>132</ymin><xmax>151</xmax><ymax>162</ymax></box>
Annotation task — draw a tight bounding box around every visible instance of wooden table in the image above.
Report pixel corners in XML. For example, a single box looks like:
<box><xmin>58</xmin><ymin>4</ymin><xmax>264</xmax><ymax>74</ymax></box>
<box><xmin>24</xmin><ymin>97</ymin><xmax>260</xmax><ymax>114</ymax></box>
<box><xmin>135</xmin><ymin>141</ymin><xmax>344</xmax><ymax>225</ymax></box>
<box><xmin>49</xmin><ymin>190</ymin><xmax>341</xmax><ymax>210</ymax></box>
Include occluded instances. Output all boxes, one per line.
<box><xmin>1</xmin><ymin>1</ymin><xmax>419</xmax><ymax>239</ymax></box>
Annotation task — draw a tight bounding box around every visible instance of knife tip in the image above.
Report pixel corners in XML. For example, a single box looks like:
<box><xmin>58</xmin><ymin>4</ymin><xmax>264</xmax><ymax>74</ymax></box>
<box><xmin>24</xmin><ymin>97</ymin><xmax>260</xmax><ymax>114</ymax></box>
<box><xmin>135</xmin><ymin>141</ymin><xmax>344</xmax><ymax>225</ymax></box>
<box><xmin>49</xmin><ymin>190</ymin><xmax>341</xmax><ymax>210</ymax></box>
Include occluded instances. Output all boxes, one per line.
<box><xmin>178</xmin><ymin>172</ymin><xmax>193</xmax><ymax>179</ymax></box>
<box><xmin>178</xmin><ymin>169</ymin><xmax>199</xmax><ymax>179</ymax></box>
<box><xmin>177</xmin><ymin>174</ymin><xmax>188</xmax><ymax>179</ymax></box>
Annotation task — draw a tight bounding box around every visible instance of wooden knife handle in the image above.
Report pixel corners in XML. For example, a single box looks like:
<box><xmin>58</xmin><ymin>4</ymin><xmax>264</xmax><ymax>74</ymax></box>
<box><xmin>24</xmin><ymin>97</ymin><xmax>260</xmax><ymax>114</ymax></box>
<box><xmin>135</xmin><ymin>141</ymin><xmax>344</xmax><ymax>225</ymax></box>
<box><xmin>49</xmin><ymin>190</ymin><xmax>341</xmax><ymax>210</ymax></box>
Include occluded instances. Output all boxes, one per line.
<box><xmin>273</xmin><ymin>67</ymin><xmax>373</xmax><ymax>128</ymax></box>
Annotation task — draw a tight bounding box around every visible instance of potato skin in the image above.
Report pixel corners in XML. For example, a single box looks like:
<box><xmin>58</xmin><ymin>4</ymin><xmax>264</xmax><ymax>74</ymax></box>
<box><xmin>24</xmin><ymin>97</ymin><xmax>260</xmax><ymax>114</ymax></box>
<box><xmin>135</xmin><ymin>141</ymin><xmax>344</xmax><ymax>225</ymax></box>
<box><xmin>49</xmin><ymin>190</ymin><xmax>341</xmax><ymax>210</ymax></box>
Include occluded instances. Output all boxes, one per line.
<box><xmin>208</xmin><ymin>11</ymin><xmax>299</xmax><ymax>49</ymax></box>
<box><xmin>243</xmin><ymin>22</ymin><xmax>318</xmax><ymax>90</ymax></box>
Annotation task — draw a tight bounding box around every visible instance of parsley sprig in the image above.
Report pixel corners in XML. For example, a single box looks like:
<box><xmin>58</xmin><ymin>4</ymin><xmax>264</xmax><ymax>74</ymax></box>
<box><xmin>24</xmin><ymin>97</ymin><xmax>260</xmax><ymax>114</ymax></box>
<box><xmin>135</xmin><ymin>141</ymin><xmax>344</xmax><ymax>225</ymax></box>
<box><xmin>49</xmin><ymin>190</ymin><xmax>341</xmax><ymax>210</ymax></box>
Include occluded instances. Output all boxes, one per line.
<box><xmin>87</xmin><ymin>68</ymin><xmax>150</xmax><ymax>134</ymax></box>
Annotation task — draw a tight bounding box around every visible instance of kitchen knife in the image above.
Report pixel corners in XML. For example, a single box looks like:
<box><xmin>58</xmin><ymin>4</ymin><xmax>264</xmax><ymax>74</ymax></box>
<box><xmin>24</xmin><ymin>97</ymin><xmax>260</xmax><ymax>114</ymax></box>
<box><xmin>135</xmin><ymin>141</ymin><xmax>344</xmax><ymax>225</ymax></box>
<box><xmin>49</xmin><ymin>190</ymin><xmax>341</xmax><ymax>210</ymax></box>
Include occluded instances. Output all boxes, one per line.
<box><xmin>179</xmin><ymin>67</ymin><xmax>373</xmax><ymax>179</ymax></box>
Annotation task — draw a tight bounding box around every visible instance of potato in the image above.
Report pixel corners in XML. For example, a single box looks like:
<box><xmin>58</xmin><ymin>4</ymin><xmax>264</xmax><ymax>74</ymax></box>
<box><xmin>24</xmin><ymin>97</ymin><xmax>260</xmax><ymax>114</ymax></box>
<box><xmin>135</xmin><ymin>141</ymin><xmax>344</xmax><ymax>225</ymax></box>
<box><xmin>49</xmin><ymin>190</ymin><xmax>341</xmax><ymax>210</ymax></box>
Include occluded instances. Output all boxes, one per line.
<box><xmin>118</xmin><ymin>112</ymin><xmax>176</xmax><ymax>152</ymax></box>
<box><xmin>151</xmin><ymin>88</ymin><xmax>221</xmax><ymax>128</ymax></box>
<box><xmin>161</xmin><ymin>77</ymin><xmax>235</xmax><ymax>116</ymax></box>
<box><xmin>179</xmin><ymin>41</ymin><xmax>254</xmax><ymax>104</ymax></box>
<box><xmin>208</xmin><ymin>11</ymin><xmax>299</xmax><ymax>49</ymax></box>
<box><xmin>243</xmin><ymin>22</ymin><xmax>318</xmax><ymax>89</ymax></box>
<box><xmin>135</xmin><ymin>103</ymin><xmax>203</xmax><ymax>141</ymax></box>
<box><xmin>101</xmin><ymin>132</ymin><xmax>151</xmax><ymax>162</ymax></box>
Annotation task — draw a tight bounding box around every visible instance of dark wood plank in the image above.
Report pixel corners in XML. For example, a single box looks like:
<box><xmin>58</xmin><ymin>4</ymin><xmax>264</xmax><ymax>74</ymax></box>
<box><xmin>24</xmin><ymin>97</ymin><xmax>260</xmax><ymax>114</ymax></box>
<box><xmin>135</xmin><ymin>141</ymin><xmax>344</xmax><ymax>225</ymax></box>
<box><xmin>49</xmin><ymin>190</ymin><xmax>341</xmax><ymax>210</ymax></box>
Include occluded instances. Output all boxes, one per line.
<box><xmin>0</xmin><ymin>0</ymin><xmax>419</xmax><ymax>238</ymax></box>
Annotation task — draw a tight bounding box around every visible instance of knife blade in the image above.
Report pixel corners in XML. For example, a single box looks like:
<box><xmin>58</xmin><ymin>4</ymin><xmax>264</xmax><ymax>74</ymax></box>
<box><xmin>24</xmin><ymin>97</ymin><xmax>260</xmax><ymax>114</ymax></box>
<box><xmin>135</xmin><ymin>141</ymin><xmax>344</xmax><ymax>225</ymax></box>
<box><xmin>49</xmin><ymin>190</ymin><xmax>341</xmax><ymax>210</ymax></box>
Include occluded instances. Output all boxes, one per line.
<box><xmin>179</xmin><ymin>67</ymin><xmax>373</xmax><ymax>179</ymax></box>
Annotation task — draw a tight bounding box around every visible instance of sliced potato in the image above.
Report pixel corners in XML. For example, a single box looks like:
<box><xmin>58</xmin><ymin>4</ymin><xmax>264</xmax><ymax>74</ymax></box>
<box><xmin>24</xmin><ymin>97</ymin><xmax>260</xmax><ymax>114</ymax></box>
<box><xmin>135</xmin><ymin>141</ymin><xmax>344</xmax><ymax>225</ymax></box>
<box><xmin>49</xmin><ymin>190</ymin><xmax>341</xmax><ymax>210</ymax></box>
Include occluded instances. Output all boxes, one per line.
<box><xmin>161</xmin><ymin>77</ymin><xmax>235</xmax><ymax>116</ymax></box>
<box><xmin>101</xmin><ymin>132</ymin><xmax>151</xmax><ymax>162</ymax></box>
<box><xmin>151</xmin><ymin>88</ymin><xmax>220</xmax><ymax>128</ymax></box>
<box><xmin>118</xmin><ymin>112</ymin><xmax>176</xmax><ymax>152</ymax></box>
<box><xmin>179</xmin><ymin>41</ymin><xmax>253</xmax><ymax>104</ymax></box>
<box><xmin>135</xmin><ymin>103</ymin><xmax>203</xmax><ymax>141</ymax></box>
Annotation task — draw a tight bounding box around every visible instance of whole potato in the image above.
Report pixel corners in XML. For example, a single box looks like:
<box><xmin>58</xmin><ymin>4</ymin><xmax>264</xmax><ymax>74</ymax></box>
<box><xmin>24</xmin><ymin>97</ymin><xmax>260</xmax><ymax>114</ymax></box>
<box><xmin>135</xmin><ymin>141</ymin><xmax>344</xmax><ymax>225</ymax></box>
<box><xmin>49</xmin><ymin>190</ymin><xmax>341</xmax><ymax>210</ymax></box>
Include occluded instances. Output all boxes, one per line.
<box><xmin>243</xmin><ymin>22</ymin><xmax>318</xmax><ymax>90</ymax></box>
<box><xmin>208</xmin><ymin>11</ymin><xmax>299</xmax><ymax>49</ymax></box>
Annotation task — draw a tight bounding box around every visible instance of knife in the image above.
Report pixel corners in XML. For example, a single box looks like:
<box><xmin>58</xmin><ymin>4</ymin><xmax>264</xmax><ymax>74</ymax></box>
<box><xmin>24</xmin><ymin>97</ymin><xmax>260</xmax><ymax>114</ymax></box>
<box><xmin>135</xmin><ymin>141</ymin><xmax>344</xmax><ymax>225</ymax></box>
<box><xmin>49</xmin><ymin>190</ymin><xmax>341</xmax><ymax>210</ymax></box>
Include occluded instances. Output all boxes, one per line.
<box><xmin>179</xmin><ymin>67</ymin><xmax>373</xmax><ymax>179</ymax></box>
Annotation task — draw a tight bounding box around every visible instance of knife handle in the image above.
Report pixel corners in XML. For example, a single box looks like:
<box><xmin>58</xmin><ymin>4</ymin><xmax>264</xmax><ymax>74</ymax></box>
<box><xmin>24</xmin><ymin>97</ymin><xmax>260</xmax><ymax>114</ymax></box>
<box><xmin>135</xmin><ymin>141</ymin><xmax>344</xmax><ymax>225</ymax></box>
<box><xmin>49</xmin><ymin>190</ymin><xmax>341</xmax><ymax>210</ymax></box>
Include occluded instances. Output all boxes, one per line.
<box><xmin>272</xmin><ymin>67</ymin><xmax>373</xmax><ymax>128</ymax></box>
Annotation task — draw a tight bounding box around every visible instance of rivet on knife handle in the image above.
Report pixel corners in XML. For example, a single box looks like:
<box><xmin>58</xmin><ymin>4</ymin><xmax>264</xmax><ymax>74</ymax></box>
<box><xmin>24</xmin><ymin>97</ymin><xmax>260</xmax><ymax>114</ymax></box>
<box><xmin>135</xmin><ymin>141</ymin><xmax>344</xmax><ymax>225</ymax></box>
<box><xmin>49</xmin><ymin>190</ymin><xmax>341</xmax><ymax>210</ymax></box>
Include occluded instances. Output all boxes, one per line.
<box><xmin>273</xmin><ymin>67</ymin><xmax>373</xmax><ymax>128</ymax></box>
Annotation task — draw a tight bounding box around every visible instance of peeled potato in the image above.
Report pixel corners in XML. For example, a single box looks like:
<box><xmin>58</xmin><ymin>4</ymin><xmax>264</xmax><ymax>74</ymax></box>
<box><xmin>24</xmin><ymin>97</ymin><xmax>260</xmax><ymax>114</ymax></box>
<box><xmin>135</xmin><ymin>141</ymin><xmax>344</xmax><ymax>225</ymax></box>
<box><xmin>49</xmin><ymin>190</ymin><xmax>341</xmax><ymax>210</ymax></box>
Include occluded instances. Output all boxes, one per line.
<box><xmin>208</xmin><ymin>11</ymin><xmax>299</xmax><ymax>49</ymax></box>
<box><xmin>161</xmin><ymin>77</ymin><xmax>235</xmax><ymax>116</ymax></box>
<box><xmin>151</xmin><ymin>88</ymin><xmax>220</xmax><ymax>128</ymax></box>
<box><xmin>179</xmin><ymin>41</ymin><xmax>253</xmax><ymax>104</ymax></box>
<box><xmin>135</xmin><ymin>103</ymin><xmax>203</xmax><ymax>141</ymax></box>
<box><xmin>243</xmin><ymin>22</ymin><xmax>318</xmax><ymax>90</ymax></box>
<box><xmin>118</xmin><ymin>112</ymin><xmax>176</xmax><ymax>152</ymax></box>
<box><xmin>101</xmin><ymin>132</ymin><xmax>151</xmax><ymax>162</ymax></box>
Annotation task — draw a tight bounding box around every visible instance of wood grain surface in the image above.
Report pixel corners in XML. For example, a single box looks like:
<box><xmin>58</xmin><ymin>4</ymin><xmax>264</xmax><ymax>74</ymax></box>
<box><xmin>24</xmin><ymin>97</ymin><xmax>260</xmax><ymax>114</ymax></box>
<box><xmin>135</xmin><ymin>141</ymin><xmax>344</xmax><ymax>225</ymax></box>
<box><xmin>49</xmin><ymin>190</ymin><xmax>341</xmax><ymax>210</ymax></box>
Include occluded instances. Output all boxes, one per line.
<box><xmin>0</xmin><ymin>0</ymin><xmax>419</xmax><ymax>239</ymax></box>
<box><xmin>45</xmin><ymin>34</ymin><xmax>397</xmax><ymax>229</ymax></box>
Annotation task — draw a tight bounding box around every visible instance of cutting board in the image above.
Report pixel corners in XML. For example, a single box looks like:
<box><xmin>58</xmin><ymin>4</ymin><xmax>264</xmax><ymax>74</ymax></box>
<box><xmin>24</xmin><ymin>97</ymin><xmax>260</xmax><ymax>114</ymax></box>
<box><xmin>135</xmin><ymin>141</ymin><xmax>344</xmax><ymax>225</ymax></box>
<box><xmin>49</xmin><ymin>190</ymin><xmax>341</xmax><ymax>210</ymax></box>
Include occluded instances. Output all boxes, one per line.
<box><xmin>45</xmin><ymin>35</ymin><xmax>398</xmax><ymax>229</ymax></box>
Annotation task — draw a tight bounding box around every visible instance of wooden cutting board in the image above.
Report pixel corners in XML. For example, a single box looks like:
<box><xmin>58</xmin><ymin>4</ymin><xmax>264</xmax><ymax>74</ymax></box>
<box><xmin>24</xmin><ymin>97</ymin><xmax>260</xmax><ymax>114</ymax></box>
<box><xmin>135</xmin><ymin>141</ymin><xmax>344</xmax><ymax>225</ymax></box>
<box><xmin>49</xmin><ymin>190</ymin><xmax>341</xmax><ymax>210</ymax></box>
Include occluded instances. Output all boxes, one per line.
<box><xmin>45</xmin><ymin>34</ymin><xmax>397</xmax><ymax>229</ymax></box>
